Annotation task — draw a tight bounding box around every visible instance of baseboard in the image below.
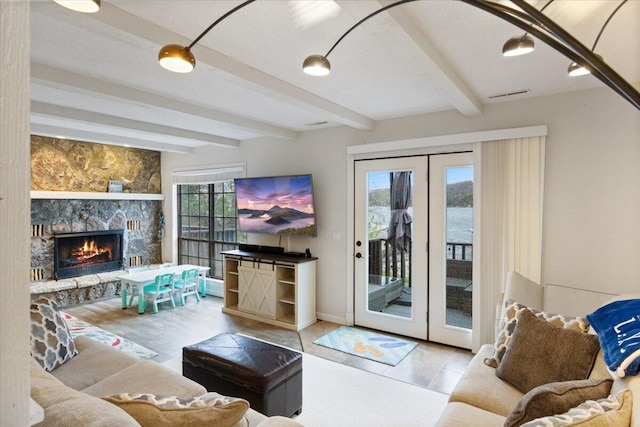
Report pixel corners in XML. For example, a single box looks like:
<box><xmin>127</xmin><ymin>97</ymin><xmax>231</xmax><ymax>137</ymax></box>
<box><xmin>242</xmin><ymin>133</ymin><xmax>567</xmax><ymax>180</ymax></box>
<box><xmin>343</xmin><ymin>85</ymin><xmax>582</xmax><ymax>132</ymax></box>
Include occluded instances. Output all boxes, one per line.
<box><xmin>316</xmin><ymin>312</ymin><xmax>348</xmax><ymax>325</ymax></box>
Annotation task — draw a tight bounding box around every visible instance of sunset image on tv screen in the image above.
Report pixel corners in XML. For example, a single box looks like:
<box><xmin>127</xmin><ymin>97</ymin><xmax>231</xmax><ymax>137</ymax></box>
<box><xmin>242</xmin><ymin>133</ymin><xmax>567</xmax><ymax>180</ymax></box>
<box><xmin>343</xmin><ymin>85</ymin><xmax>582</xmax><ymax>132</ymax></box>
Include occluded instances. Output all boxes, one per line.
<box><xmin>235</xmin><ymin>175</ymin><xmax>316</xmax><ymax>236</ymax></box>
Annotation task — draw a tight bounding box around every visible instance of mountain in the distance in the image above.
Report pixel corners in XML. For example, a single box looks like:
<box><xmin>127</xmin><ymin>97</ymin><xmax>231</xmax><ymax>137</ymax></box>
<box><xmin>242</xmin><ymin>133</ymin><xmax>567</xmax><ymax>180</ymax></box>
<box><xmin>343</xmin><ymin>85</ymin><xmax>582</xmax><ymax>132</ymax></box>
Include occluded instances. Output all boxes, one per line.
<box><xmin>238</xmin><ymin>205</ymin><xmax>314</xmax><ymax>225</ymax></box>
<box><xmin>447</xmin><ymin>180</ymin><xmax>473</xmax><ymax>207</ymax></box>
<box><xmin>368</xmin><ymin>180</ymin><xmax>473</xmax><ymax>207</ymax></box>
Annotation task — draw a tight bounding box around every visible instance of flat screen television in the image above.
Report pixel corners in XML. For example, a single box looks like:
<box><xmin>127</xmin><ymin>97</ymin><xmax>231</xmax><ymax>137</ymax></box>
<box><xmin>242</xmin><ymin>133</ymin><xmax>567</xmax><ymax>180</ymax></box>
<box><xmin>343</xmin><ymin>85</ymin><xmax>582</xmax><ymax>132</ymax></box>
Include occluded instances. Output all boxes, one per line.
<box><xmin>234</xmin><ymin>174</ymin><xmax>317</xmax><ymax>237</ymax></box>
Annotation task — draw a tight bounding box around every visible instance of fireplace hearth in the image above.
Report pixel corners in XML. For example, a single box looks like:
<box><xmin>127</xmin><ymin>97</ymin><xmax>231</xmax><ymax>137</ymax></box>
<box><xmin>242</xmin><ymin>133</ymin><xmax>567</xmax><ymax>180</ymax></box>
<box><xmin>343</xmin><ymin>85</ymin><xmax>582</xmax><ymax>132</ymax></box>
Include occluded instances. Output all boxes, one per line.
<box><xmin>54</xmin><ymin>230</ymin><xmax>124</xmax><ymax>279</ymax></box>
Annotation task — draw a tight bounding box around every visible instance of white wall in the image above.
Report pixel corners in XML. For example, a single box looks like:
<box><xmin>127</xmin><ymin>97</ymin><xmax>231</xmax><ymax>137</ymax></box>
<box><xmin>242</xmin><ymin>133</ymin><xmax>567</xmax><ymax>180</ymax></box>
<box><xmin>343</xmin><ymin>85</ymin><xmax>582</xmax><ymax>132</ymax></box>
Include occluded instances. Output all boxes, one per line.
<box><xmin>1</xmin><ymin>1</ymin><xmax>31</xmax><ymax>424</ymax></box>
<box><xmin>162</xmin><ymin>86</ymin><xmax>640</xmax><ymax>323</ymax></box>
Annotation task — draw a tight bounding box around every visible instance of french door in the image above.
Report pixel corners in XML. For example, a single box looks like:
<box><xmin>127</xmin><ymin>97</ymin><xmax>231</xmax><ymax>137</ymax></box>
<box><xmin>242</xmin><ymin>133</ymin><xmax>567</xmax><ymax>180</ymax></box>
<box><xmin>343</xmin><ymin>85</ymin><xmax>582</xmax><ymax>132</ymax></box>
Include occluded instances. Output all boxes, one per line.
<box><xmin>428</xmin><ymin>153</ymin><xmax>473</xmax><ymax>348</ymax></box>
<box><xmin>353</xmin><ymin>153</ymin><xmax>473</xmax><ymax>348</ymax></box>
<box><xmin>354</xmin><ymin>157</ymin><xmax>428</xmax><ymax>339</ymax></box>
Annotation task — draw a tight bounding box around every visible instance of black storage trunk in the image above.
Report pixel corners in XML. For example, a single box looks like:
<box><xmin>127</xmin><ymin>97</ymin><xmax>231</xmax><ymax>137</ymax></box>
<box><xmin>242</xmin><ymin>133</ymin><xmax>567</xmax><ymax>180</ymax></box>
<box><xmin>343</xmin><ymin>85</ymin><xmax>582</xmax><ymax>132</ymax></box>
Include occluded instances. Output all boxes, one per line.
<box><xmin>182</xmin><ymin>333</ymin><xmax>303</xmax><ymax>417</ymax></box>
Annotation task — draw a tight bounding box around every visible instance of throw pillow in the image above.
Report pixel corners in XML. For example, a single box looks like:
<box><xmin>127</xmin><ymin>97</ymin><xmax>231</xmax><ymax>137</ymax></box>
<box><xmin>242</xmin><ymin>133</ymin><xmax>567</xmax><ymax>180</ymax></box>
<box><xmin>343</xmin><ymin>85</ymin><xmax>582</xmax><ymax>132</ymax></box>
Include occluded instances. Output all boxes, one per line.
<box><xmin>102</xmin><ymin>393</ymin><xmax>249</xmax><ymax>427</ymax></box>
<box><xmin>520</xmin><ymin>389</ymin><xmax>633</xmax><ymax>427</ymax></box>
<box><xmin>496</xmin><ymin>309</ymin><xmax>601</xmax><ymax>393</ymax></box>
<box><xmin>503</xmin><ymin>378</ymin><xmax>613</xmax><ymax>427</ymax></box>
<box><xmin>484</xmin><ymin>299</ymin><xmax>591</xmax><ymax>368</ymax></box>
<box><xmin>30</xmin><ymin>296</ymin><xmax>78</xmax><ymax>372</ymax></box>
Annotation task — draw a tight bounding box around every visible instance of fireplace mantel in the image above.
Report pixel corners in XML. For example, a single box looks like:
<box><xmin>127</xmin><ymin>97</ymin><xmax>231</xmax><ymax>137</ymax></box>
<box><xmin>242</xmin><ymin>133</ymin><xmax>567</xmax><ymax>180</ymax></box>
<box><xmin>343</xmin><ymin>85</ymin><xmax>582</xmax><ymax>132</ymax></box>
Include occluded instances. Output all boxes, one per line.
<box><xmin>31</xmin><ymin>191</ymin><xmax>164</xmax><ymax>201</ymax></box>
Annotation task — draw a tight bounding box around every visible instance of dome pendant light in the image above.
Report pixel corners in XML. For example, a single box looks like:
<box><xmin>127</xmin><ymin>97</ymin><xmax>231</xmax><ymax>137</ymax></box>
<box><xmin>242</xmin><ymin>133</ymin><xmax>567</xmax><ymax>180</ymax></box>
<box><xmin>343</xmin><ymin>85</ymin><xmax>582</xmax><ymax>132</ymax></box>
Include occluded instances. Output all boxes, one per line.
<box><xmin>502</xmin><ymin>34</ymin><xmax>535</xmax><ymax>57</ymax></box>
<box><xmin>158</xmin><ymin>0</ymin><xmax>255</xmax><ymax>73</ymax></box>
<box><xmin>158</xmin><ymin>45</ymin><xmax>196</xmax><ymax>73</ymax></box>
<box><xmin>302</xmin><ymin>55</ymin><xmax>331</xmax><ymax>76</ymax></box>
<box><xmin>568</xmin><ymin>54</ymin><xmax>603</xmax><ymax>77</ymax></box>
<box><xmin>54</xmin><ymin>0</ymin><xmax>100</xmax><ymax>13</ymax></box>
<box><xmin>501</xmin><ymin>0</ymin><xmax>554</xmax><ymax>57</ymax></box>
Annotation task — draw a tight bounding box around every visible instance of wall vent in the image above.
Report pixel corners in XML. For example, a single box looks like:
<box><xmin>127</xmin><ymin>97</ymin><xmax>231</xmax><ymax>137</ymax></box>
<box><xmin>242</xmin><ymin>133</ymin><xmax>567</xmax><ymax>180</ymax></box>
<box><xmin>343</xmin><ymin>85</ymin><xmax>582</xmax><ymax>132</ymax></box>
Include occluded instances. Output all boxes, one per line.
<box><xmin>30</xmin><ymin>268</ymin><xmax>45</xmax><ymax>281</ymax></box>
<box><xmin>32</xmin><ymin>224</ymin><xmax>45</xmax><ymax>237</ymax></box>
<box><xmin>127</xmin><ymin>220</ymin><xmax>140</xmax><ymax>230</ymax></box>
<box><xmin>130</xmin><ymin>255</ymin><xmax>143</xmax><ymax>267</ymax></box>
<box><xmin>488</xmin><ymin>89</ymin><xmax>531</xmax><ymax>99</ymax></box>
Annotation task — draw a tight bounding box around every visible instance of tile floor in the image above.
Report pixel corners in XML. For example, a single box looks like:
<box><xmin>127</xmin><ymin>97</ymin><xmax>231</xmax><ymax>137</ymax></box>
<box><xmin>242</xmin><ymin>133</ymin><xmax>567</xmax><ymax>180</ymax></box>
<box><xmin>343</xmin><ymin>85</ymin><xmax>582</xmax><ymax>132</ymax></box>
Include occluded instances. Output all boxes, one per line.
<box><xmin>64</xmin><ymin>294</ymin><xmax>473</xmax><ymax>395</ymax></box>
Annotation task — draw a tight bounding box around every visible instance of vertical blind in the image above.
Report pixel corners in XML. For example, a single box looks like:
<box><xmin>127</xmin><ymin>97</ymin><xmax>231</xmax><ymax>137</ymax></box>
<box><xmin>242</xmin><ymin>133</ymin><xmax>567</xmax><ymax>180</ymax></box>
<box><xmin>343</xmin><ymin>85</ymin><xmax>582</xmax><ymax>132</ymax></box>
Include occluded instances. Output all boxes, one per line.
<box><xmin>473</xmin><ymin>136</ymin><xmax>545</xmax><ymax>350</ymax></box>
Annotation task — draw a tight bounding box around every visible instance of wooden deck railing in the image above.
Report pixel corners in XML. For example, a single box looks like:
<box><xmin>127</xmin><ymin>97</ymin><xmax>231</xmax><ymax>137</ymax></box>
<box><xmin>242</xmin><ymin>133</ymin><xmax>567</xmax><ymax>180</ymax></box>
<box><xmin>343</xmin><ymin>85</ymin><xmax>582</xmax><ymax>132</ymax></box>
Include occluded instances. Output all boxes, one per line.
<box><xmin>368</xmin><ymin>239</ymin><xmax>473</xmax><ymax>286</ymax></box>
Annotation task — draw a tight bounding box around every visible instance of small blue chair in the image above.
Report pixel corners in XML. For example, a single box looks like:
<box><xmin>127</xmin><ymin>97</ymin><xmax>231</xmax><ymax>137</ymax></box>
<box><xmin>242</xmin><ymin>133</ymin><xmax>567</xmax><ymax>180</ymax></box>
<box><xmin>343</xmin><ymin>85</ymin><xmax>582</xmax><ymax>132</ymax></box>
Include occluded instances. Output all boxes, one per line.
<box><xmin>174</xmin><ymin>269</ymin><xmax>201</xmax><ymax>306</ymax></box>
<box><xmin>142</xmin><ymin>273</ymin><xmax>176</xmax><ymax>313</ymax></box>
<box><xmin>125</xmin><ymin>265</ymin><xmax>150</xmax><ymax>307</ymax></box>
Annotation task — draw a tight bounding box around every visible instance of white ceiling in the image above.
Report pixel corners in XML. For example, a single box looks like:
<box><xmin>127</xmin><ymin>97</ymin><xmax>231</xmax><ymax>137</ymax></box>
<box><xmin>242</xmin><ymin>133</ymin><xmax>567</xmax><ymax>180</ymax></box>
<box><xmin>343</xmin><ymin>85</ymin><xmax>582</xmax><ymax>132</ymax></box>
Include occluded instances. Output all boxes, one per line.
<box><xmin>30</xmin><ymin>0</ymin><xmax>640</xmax><ymax>153</ymax></box>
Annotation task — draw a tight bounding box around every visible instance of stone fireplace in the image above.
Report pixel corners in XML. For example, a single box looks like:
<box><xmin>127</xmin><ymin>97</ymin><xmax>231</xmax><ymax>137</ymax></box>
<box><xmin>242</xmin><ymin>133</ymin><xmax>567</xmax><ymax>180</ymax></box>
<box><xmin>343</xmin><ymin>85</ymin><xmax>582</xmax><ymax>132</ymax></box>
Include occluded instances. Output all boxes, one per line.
<box><xmin>30</xmin><ymin>198</ymin><xmax>162</xmax><ymax>306</ymax></box>
<box><xmin>54</xmin><ymin>229</ymin><xmax>124</xmax><ymax>279</ymax></box>
<box><xmin>29</xmin><ymin>135</ymin><xmax>163</xmax><ymax>306</ymax></box>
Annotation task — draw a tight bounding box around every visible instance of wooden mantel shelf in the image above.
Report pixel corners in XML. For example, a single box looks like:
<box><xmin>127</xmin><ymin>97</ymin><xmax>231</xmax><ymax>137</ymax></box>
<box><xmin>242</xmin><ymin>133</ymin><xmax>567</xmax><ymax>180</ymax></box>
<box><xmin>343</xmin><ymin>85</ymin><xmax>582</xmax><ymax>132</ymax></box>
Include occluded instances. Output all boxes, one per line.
<box><xmin>30</xmin><ymin>191</ymin><xmax>164</xmax><ymax>201</ymax></box>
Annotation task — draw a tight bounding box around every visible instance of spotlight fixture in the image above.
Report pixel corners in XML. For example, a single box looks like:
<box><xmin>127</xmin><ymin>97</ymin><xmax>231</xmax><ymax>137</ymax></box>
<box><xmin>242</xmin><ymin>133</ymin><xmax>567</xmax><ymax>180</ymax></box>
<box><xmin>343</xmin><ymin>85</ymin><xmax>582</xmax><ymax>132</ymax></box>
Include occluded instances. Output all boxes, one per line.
<box><xmin>567</xmin><ymin>0</ymin><xmax>627</xmax><ymax>77</ymax></box>
<box><xmin>501</xmin><ymin>0</ymin><xmax>554</xmax><ymax>57</ymax></box>
<box><xmin>158</xmin><ymin>0</ymin><xmax>255</xmax><ymax>73</ymax></box>
<box><xmin>303</xmin><ymin>0</ymin><xmax>418</xmax><ymax>76</ymax></box>
<box><xmin>54</xmin><ymin>0</ymin><xmax>100</xmax><ymax>13</ymax></box>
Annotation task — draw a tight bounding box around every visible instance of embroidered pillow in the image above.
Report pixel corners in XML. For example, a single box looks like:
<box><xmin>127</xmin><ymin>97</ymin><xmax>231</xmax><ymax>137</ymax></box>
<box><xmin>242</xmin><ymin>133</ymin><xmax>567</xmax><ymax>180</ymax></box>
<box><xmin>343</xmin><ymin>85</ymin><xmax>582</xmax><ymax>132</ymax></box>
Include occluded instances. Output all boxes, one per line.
<box><xmin>504</xmin><ymin>378</ymin><xmax>613</xmax><ymax>427</ymax></box>
<box><xmin>484</xmin><ymin>299</ymin><xmax>591</xmax><ymax>368</ymax></box>
<box><xmin>496</xmin><ymin>310</ymin><xmax>601</xmax><ymax>393</ymax></box>
<box><xmin>102</xmin><ymin>393</ymin><xmax>249</xmax><ymax>427</ymax></box>
<box><xmin>30</xmin><ymin>296</ymin><xmax>78</xmax><ymax>372</ymax></box>
<box><xmin>521</xmin><ymin>389</ymin><xmax>633</xmax><ymax>427</ymax></box>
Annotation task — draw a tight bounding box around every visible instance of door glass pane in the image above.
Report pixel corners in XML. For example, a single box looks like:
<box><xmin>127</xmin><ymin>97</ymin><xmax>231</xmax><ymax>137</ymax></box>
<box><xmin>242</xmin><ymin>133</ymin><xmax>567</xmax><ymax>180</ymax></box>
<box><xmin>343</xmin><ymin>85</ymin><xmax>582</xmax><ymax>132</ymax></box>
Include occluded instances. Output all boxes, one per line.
<box><xmin>445</xmin><ymin>167</ymin><xmax>473</xmax><ymax>329</ymax></box>
<box><xmin>366</xmin><ymin>171</ymin><xmax>412</xmax><ymax>319</ymax></box>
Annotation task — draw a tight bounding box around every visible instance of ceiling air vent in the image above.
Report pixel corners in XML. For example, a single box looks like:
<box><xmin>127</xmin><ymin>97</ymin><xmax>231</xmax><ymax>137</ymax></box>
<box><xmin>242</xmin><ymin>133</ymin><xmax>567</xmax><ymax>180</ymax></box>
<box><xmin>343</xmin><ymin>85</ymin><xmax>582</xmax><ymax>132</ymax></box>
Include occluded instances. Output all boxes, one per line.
<box><xmin>488</xmin><ymin>89</ymin><xmax>531</xmax><ymax>99</ymax></box>
<box><xmin>305</xmin><ymin>121</ymin><xmax>329</xmax><ymax>127</ymax></box>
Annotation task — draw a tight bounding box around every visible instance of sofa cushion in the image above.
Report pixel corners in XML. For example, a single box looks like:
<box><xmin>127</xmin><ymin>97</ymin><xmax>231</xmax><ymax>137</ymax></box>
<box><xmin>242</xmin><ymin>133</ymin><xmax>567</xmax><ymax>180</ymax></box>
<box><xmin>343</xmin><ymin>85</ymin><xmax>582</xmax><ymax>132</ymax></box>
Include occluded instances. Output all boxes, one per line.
<box><xmin>30</xmin><ymin>359</ymin><xmax>140</xmax><ymax>426</ymax></box>
<box><xmin>504</xmin><ymin>378</ymin><xmax>613</xmax><ymax>427</ymax></box>
<box><xmin>485</xmin><ymin>299</ymin><xmax>591</xmax><ymax>368</ymax></box>
<box><xmin>496</xmin><ymin>310</ymin><xmax>601</xmax><ymax>393</ymax></box>
<box><xmin>521</xmin><ymin>389</ymin><xmax>633</xmax><ymax>427</ymax></box>
<box><xmin>81</xmin><ymin>359</ymin><xmax>206</xmax><ymax>398</ymax></box>
<box><xmin>448</xmin><ymin>344</ymin><xmax>524</xmax><ymax>417</ymax></box>
<box><xmin>30</xmin><ymin>296</ymin><xmax>78</xmax><ymax>372</ymax></box>
<box><xmin>50</xmin><ymin>335</ymin><xmax>139</xmax><ymax>390</ymax></box>
<box><xmin>102</xmin><ymin>392</ymin><xmax>249</xmax><ymax>427</ymax></box>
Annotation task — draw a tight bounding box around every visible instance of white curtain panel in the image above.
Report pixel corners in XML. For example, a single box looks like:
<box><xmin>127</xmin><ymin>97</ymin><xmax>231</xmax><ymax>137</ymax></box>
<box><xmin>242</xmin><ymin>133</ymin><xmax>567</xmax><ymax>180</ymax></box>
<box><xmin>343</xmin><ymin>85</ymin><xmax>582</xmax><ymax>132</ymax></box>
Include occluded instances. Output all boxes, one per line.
<box><xmin>472</xmin><ymin>136</ymin><xmax>545</xmax><ymax>350</ymax></box>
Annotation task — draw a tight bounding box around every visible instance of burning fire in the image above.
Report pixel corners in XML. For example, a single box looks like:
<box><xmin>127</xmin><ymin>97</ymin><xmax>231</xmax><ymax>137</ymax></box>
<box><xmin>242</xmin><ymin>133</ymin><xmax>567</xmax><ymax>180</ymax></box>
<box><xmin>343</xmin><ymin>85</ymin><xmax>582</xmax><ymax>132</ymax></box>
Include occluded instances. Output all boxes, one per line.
<box><xmin>71</xmin><ymin>240</ymin><xmax>111</xmax><ymax>261</ymax></box>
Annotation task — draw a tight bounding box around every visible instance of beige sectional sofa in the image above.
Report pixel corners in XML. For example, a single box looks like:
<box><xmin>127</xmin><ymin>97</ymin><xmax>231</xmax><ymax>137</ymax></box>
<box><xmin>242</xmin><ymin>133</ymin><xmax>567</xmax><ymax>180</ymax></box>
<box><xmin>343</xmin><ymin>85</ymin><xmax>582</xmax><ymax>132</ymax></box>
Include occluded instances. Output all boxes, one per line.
<box><xmin>31</xmin><ymin>335</ymin><xmax>303</xmax><ymax>426</ymax></box>
<box><xmin>29</xmin><ymin>294</ymin><xmax>304</xmax><ymax>426</ymax></box>
<box><xmin>436</xmin><ymin>272</ymin><xmax>640</xmax><ymax>427</ymax></box>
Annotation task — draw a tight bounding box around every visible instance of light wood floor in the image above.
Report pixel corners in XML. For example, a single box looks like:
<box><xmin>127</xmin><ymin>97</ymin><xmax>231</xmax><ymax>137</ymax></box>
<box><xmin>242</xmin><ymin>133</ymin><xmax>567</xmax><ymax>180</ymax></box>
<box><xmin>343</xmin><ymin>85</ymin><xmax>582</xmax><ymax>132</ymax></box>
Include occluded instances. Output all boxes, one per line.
<box><xmin>64</xmin><ymin>295</ymin><xmax>472</xmax><ymax>394</ymax></box>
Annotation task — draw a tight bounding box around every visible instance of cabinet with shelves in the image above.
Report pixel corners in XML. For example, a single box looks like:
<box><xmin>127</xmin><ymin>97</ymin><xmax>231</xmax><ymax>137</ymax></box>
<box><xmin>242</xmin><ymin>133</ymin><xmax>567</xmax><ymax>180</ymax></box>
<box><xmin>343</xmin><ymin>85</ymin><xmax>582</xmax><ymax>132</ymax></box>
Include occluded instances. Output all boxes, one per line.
<box><xmin>222</xmin><ymin>250</ymin><xmax>317</xmax><ymax>331</ymax></box>
<box><xmin>223</xmin><ymin>257</ymin><xmax>240</xmax><ymax>310</ymax></box>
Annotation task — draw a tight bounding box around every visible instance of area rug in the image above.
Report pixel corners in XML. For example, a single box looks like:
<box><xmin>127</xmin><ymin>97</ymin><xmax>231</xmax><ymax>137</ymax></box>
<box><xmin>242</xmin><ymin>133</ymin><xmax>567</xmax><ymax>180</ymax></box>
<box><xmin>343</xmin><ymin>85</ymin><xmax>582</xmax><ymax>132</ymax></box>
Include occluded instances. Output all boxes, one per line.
<box><xmin>162</xmin><ymin>352</ymin><xmax>447</xmax><ymax>427</ymax></box>
<box><xmin>61</xmin><ymin>312</ymin><xmax>158</xmax><ymax>360</ymax></box>
<box><xmin>313</xmin><ymin>326</ymin><xmax>417</xmax><ymax>366</ymax></box>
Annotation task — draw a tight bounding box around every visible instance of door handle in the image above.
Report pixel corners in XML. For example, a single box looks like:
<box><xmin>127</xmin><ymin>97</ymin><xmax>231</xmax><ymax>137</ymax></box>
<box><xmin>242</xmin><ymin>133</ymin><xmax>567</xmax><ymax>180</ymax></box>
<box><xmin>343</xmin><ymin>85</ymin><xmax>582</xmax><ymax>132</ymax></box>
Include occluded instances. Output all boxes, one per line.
<box><xmin>355</xmin><ymin>253</ymin><xmax>362</xmax><ymax>259</ymax></box>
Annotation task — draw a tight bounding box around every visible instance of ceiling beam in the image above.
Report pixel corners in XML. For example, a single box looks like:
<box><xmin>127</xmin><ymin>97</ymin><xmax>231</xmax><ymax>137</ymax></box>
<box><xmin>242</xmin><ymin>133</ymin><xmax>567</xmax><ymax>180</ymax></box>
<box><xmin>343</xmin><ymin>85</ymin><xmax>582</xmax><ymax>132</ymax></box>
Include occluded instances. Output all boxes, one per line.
<box><xmin>31</xmin><ymin>101</ymin><xmax>240</xmax><ymax>148</ymax></box>
<box><xmin>377</xmin><ymin>0</ymin><xmax>483</xmax><ymax>116</ymax></box>
<box><xmin>31</xmin><ymin>63</ymin><xmax>298</xmax><ymax>140</ymax></box>
<box><xmin>30</xmin><ymin>124</ymin><xmax>193</xmax><ymax>154</ymax></box>
<box><xmin>90</xmin><ymin>2</ymin><xmax>375</xmax><ymax>130</ymax></box>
